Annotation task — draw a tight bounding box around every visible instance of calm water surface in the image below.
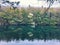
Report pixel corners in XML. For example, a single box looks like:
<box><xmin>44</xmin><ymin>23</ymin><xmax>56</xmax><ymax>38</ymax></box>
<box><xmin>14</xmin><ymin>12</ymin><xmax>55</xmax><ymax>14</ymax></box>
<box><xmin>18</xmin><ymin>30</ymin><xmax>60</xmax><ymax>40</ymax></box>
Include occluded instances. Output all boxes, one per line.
<box><xmin>0</xmin><ymin>25</ymin><xmax>60</xmax><ymax>45</ymax></box>
<box><xmin>0</xmin><ymin>40</ymin><xmax>60</xmax><ymax>45</ymax></box>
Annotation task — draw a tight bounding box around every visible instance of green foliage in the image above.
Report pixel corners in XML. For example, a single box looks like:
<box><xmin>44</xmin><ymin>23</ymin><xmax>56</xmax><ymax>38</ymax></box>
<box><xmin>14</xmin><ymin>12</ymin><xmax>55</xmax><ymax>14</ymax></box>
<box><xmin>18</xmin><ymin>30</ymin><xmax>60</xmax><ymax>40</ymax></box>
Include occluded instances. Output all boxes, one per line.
<box><xmin>0</xmin><ymin>8</ymin><xmax>60</xmax><ymax>25</ymax></box>
<box><xmin>0</xmin><ymin>25</ymin><xmax>60</xmax><ymax>41</ymax></box>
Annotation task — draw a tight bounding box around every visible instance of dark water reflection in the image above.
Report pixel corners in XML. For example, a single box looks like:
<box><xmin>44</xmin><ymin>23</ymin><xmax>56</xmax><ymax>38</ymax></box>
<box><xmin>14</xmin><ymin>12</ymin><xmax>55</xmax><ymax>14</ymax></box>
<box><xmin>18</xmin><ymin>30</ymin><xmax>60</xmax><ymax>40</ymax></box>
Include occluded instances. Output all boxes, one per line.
<box><xmin>0</xmin><ymin>25</ymin><xmax>60</xmax><ymax>45</ymax></box>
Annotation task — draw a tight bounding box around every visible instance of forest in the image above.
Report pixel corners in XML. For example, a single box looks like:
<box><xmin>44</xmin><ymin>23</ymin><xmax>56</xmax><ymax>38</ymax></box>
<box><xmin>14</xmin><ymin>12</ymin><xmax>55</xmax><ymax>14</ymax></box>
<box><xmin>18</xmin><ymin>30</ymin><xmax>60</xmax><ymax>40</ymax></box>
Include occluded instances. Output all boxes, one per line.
<box><xmin>0</xmin><ymin>0</ymin><xmax>60</xmax><ymax>26</ymax></box>
<box><xmin>0</xmin><ymin>7</ymin><xmax>60</xmax><ymax>26</ymax></box>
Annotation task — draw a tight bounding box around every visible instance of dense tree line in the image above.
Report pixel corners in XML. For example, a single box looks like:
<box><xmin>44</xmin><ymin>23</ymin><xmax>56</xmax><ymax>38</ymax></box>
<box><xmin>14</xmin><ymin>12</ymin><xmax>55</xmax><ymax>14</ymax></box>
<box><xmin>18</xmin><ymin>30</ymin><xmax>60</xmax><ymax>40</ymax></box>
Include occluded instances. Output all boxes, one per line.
<box><xmin>0</xmin><ymin>0</ymin><xmax>60</xmax><ymax>26</ymax></box>
<box><xmin>0</xmin><ymin>8</ymin><xmax>60</xmax><ymax>26</ymax></box>
<box><xmin>0</xmin><ymin>25</ymin><xmax>60</xmax><ymax>41</ymax></box>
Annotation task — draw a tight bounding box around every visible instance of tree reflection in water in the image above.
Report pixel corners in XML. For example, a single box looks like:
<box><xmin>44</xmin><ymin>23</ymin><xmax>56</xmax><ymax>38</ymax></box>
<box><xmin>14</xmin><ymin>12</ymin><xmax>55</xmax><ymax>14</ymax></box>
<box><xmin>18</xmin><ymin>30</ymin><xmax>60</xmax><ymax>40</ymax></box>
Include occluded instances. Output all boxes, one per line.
<box><xmin>0</xmin><ymin>25</ymin><xmax>60</xmax><ymax>42</ymax></box>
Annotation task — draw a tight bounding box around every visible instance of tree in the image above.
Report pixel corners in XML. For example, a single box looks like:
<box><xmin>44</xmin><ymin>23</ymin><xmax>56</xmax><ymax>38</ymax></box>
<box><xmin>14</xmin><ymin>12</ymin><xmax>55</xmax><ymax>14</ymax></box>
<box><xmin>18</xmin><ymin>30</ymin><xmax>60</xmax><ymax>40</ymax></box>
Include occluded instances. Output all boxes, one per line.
<box><xmin>10</xmin><ymin>1</ymin><xmax>20</xmax><ymax>10</ymax></box>
<box><xmin>37</xmin><ymin>0</ymin><xmax>60</xmax><ymax>11</ymax></box>
<box><xmin>16</xmin><ymin>1</ymin><xmax>20</xmax><ymax>5</ymax></box>
<box><xmin>2</xmin><ymin>0</ymin><xmax>20</xmax><ymax>10</ymax></box>
<box><xmin>45</xmin><ymin>0</ymin><xmax>60</xmax><ymax>11</ymax></box>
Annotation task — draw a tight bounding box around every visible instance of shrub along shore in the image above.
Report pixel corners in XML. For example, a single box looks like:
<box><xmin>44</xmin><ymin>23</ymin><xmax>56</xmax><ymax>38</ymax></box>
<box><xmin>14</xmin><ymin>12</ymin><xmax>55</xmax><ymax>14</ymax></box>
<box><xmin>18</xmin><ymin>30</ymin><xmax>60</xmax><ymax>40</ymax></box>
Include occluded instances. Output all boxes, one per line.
<box><xmin>0</xmin><ymin>7</ymin><xmax>60</xmax><ymax>26</ymax></box>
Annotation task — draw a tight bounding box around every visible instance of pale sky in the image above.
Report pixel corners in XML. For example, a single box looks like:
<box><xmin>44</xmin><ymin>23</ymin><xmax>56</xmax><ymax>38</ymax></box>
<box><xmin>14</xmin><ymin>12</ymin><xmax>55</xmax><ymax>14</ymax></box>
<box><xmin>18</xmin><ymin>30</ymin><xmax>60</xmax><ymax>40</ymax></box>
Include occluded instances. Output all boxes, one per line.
<box><xmin>1</xmin><ymin>0</ymin><xmax>60</xmax><ymax>8</ymax></box>
<box><xmin>9</xmin><ymin>0</ymin><xmax>60</xmax><ymax>8</ymax></box>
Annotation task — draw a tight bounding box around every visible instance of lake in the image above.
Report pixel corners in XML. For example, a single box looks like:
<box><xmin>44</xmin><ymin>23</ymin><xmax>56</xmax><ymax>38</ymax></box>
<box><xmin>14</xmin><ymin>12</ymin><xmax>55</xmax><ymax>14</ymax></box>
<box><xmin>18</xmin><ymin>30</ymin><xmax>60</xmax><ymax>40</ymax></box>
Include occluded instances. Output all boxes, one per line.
<box><xmin>0</xmin><ymin>25</ymin><xmax>60</xmax><ymax>45</ymax></box>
